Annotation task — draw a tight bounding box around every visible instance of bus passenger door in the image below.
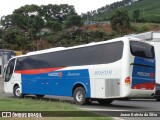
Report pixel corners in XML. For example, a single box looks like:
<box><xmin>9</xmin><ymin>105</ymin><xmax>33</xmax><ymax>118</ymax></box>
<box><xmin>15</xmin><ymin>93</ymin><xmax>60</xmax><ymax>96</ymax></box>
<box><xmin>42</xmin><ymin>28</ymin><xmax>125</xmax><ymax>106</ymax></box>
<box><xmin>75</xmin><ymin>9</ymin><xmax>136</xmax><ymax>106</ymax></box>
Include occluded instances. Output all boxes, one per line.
<box><xmin>4</xmin><ymin>58</ymin><xmax>16</xmax><ymax>93</ymax></box>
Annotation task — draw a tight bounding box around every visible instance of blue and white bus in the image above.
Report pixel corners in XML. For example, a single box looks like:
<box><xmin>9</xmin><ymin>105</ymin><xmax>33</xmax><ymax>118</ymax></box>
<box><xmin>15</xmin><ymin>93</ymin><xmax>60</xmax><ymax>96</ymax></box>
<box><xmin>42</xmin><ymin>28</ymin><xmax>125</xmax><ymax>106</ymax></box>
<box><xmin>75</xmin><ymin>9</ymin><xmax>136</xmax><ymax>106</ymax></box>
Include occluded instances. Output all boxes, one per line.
<box><xmin>4</xmin><ymin>37</ymin><xmax>155</xmax><ymax>105</ymax></box>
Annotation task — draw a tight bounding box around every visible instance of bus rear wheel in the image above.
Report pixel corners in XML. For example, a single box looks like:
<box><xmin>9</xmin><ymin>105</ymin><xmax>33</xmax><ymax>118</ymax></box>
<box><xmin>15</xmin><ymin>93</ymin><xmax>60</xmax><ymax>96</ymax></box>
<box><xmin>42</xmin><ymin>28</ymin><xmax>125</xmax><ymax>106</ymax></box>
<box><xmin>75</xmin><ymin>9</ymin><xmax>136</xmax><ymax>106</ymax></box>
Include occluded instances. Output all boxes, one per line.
<box><xmin>156</xmin><ymin>97</ymin><xmax>160</xmax><ymax>101</ymax></box>
<box><xmin>73</xmin><ymin>87</ymin><xmax>86</xmax><ymax>105</ymax></box>
<box><xmin>98</xmin><ymin>99</ymin><xmax>113</xmax><ymax>105</ymax></box>
<box><xmin>13</xmin><ymin>86</ymin><xmax>24</xmax><ymax>98</ymax></box>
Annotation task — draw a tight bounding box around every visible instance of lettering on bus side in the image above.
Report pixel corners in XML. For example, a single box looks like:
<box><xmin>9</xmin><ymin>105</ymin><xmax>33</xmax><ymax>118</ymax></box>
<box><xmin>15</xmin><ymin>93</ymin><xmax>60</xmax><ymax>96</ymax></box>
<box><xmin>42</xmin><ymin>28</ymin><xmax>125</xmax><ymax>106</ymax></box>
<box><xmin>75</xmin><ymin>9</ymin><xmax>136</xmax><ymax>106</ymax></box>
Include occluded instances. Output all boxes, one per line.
<box><xmin>48</xmin><ymin>72</ymin><xmax>62</xmax><ymax>77</ymax></box>
<box><xmin>94</xmin><ymin>70</ymin><xmax>112</xmax><ymax>75</ymax></box>
<box><xmin>137</xmin><ymin>72</ymin><xmax>154</xmax><ymax>78</ymax></box>
<box><xmin>67</xmin><ymin>72</ymin><xmax>80</xmax><ymax>76</ymax></box>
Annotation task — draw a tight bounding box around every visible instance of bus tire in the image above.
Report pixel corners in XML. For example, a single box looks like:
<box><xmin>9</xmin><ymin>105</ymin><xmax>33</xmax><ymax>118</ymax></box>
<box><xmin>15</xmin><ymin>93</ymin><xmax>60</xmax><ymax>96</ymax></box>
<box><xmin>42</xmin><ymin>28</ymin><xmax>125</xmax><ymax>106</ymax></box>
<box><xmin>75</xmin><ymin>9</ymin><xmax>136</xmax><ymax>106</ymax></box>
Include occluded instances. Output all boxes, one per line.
<box><xmin>156</xmin><ymin>97</ymin><xmax>160</xmax><ymax>101</ymax></box>
<box><xmin>73</xmin><ymin>87</ymin><xmax>86</xmax><ymax>105</ymax></box>
<box><xmin>156</xmin><ymin>99</ymin><xmax>160</xmax><ymax>101</ymax></box>
<box><xmin>98</xmin><ymin>99</ymin><xmax>113</xmax><ymax>105</ymax></box>
<box><xmin>13</xmin><ymin>86</ymin><xmax>24</xmax><ymax>98</ymax></box>
<box><xmin>85</xmin><ymin>99</ymin><xmax>92</xmax><ymax>104</ymax></box>
<box><xmin>36</xmin><ymin>95</ymin><xmax>45</xmax><ymax>99</ymax></box>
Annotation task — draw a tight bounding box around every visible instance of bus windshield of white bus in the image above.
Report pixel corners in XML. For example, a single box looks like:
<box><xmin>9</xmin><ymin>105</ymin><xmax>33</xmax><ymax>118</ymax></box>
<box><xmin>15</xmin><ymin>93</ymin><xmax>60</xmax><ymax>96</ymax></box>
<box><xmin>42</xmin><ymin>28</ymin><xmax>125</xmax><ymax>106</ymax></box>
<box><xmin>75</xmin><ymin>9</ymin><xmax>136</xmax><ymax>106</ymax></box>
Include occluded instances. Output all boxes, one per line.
<box><xmin>130</xmin><ymin>41</ymin><xmax>155</xmax><ymax>59</ymax></box>
<box><xmin>5</xmin><ymin>58</ymin><xmax>15</xmax><ymax>82</ymax></box>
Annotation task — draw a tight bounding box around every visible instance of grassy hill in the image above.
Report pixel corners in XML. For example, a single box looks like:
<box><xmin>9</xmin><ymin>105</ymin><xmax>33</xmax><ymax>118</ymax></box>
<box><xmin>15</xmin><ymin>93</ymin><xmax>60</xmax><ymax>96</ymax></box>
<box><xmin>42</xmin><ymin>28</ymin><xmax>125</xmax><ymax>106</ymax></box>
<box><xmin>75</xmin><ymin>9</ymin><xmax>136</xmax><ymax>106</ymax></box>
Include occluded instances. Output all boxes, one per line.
<box><xmin>86</xmin><ymin>0</ymin><xmax>160</xmax><ymax>23</ymax></box>
<box><xmin>126</xmin><ymin>0</ymin><xmax>160</xmax><ymax>16</ymax></box>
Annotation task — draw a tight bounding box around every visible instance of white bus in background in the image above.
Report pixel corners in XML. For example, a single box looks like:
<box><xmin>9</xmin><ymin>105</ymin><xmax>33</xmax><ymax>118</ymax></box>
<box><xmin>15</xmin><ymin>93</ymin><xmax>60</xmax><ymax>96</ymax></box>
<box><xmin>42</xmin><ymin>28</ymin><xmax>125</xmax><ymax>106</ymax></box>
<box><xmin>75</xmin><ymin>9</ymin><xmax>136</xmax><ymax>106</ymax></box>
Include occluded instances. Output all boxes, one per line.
<box><xmin>4</xmin><ymin>37</ymin><xmax>155</xmax><ymax>105</ymax></box>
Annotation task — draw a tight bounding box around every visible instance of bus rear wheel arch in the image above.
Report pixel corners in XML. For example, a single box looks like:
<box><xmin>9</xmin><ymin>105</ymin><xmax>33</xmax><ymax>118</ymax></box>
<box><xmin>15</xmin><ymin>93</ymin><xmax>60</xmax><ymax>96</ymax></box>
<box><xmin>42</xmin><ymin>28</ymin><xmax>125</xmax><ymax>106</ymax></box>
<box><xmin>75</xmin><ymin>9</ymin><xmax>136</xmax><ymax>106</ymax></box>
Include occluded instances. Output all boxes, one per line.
<box><xmin>13</xmin><ymin>85</ymin><xmax>24</xmax><ymax>98</ymax></box>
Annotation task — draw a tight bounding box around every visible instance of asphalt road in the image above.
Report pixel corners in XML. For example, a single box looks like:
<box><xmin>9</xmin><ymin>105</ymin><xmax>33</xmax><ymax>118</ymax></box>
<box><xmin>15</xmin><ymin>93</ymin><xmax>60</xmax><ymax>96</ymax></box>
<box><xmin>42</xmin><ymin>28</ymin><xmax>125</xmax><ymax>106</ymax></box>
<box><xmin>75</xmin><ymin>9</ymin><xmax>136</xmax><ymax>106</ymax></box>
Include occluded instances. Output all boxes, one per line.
<box><xmin>0</xmin><ymin>79</ymin><xmax>13</xmax><ymax>98</ymax></box>
<box><xmin>0</xmin><ymin>79</ymin><xmax>160</xmax><ymax>119</ymax></box>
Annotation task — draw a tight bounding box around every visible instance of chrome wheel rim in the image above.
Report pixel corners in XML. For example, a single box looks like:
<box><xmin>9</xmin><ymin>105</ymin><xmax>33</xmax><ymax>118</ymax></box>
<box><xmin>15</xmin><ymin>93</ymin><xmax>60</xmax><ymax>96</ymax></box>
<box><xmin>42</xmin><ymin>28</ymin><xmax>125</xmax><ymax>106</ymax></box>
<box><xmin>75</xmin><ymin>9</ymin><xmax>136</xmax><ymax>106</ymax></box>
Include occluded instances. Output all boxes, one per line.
<box><xmin>15</xmin><ymin>88</ymin><xmax>21</xmax><ymax>96</ymax></box>
<box><xmin>76</xmin><ymin>91</ymin><xmax>83</xmax><ymax>102</ymax></box>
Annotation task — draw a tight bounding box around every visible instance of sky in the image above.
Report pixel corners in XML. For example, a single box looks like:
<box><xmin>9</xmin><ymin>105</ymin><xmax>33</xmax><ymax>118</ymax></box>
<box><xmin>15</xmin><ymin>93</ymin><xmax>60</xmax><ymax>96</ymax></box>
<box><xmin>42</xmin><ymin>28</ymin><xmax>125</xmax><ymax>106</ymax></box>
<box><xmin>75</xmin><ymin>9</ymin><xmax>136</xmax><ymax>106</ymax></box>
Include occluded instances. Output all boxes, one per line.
<box><xmin>0</xmin><ymin>0</ymin><xmax>121</xmax><ymax>17</ymax></box>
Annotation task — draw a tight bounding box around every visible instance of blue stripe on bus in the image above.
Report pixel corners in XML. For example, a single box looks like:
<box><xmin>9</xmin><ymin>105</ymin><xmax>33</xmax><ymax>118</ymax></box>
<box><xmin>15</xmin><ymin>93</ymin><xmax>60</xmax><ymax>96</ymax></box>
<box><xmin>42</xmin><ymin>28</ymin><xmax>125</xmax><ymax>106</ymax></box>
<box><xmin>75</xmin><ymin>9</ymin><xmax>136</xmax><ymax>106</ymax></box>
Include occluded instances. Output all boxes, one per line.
<box><xmin>133</xmin><ymin>57</ymin><xmax>155</xmax><ymax>67</ymax></box>
<box><xmin>21</xmin><ymin>69</ymin><xmax>91</xmax><ymax>98</ymax></box>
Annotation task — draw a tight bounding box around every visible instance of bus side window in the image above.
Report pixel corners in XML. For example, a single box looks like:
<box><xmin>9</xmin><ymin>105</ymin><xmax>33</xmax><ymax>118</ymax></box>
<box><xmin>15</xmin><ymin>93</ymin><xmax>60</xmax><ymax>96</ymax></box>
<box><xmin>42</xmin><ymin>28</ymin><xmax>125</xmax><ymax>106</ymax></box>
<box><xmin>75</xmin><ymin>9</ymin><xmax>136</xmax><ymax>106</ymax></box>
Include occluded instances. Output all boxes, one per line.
<box><xmin>5</xmin><ymin>59</ymin><xmax>15</xmax><ymax>82</ymax></box>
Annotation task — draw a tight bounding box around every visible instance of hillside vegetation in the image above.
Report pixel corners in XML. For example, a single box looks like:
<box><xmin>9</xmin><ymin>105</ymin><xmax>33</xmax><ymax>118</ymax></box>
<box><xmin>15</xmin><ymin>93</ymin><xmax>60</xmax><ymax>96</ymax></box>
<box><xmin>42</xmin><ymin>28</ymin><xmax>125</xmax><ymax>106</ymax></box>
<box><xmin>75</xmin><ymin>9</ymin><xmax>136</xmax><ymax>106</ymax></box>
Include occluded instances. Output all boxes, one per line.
<box><xmin>126</xmin><ymin>0</ymin><xmax>160</xmax><ymax>16</ymax></box>
<box><xmin>0</xmin><ymin>1</ymin><xmax>160</xmax><ymax>52</ymax></box>
<box><xmin>82</xmin><ymin>0</ymin><xmax>160</xmax><ymax>23</ymax></box>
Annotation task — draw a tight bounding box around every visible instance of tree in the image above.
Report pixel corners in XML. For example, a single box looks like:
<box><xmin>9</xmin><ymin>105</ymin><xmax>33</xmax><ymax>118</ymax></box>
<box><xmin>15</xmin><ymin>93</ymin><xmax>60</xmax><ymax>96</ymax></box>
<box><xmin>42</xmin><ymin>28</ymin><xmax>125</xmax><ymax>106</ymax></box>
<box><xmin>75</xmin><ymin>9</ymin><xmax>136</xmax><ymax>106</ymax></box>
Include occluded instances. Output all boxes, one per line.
<box><xmin>133</xmin><ymin>9</ymin><xmax>140</xmax><ymax>23</ymax></box>
<box><xmin>0</xmin><ymin>15</ymin><xmax>13</xmax><ymax>28</ymax></box>
<box><xmin>0</xmin><ymin>4</ymin><xmax>79</xmax><ymax>51</ymax></box>
<box><xmin>65</xmin><ymin>14</ymin><xmax>83</xmax><ymax>28</ymax></box>
<box><xmin>40</xmin><ymin>4</ymin><xmax>76</xmax><ymax>23</ymax></box>
<box><xmin>110</xmin><ymin>8</ymin><xmax>130</xmax><ymax>35</ymax></box>
<box><xmin>3</xmin><ymin>27</ymin><xmax>27</xmax><ymax>50</ymax></box>
<box><xmin>46</xmin><ymin>21</ymin><xmax>62</xmax><ymax>32</ymax></box>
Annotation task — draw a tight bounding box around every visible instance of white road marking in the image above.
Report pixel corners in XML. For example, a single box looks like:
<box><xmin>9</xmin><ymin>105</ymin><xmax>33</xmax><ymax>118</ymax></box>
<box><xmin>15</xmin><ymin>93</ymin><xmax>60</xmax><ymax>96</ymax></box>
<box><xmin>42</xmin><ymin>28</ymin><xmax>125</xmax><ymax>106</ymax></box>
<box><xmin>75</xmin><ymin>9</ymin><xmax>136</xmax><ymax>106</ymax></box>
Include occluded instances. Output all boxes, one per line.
<box><xmin>112</xmin><ymin>117</ymin><xmax>125</xmax><ymax>120</ymax></box>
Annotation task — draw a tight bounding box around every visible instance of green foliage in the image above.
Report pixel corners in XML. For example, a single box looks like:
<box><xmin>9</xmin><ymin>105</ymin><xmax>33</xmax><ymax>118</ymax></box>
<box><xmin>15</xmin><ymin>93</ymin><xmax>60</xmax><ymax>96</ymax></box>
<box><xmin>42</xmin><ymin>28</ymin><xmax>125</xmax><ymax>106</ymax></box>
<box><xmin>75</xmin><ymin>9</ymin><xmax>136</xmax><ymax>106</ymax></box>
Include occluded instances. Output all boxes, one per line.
<box><xmin>138</xmin><ymin>15</ymin><xmax>160</xmax><ymax>23</ymax></box>
<box><xmin>131</xmin><ymin>22</ymin><xmax>160</xmax><ymax>33</ymax></box>
<box><xmin>0</xmin><ymin>15</ymin><xmax>12</xmax><ymax>28</ymax></box>
<box><xmin>110</xmin><ymin>8</ymin><xmax>130</xmax><ymax>35</ymax></box>
<box><xmin>1</xmin><ymin>4</ymin><xmax>79</xmax><ymax>50</ymax></box>
<box><xmin>126</xmin><ymin>0</ymin><xmax>160</xmax><ymax>15</ymax></box>
<box><xmin>65</xmin><ymin>15</ymin><xmax>83</xmax><ymax>28</ymax></box>
<box><xmin>46</xmin><ymin>27</ymin><xmax>116</xmax><ymax>47</ymax></box>
<box><xmin>3</xmin><ymin>27</ymin><xmax>27</xmax><ymax>50</ymax></box>
<box><xmin>13</xmin><ymin>4</ymin><xmax>41</xmax><ymax>15</ymax></box>
<box><xmin>131</xmin><ymin>23</ymin><xmax>149</xmax><ymax>33</ymax></box>
<box><xmin>1</xmin><ymin>1</ymin><xmax>160</xmax><ymax>51</ymax></box>
<box><xmin>126</xmin><ymin>0</ymin><xmax>160</xmax><ymax>23</ymax></box>
<box><xmin>46</xmin><ymin>21</ymin><xmax>62</xmax><ymax>32</ymax></box>
<box><xmin>82</xmin><ymin>0</ymin><xmax>160</xmax><ymax>24</ymax></box>
<box><xmin>132</xmin><ymin>9</ymin><xmax>140</xmax><ymax>23</ymax></box>
<box><xmin>40</xmin><ymin>4</ymin><xmax>76</xmax><ymax>23</ymax></box>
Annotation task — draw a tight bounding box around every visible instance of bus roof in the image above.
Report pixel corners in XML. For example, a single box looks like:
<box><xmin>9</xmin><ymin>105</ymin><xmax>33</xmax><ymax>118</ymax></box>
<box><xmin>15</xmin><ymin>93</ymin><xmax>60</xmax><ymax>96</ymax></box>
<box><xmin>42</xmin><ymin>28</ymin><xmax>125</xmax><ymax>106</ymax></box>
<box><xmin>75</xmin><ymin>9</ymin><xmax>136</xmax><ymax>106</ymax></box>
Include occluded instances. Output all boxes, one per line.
<box><xmin>27</xmin><ymin>47</ymin><xmax>65</xmax><ymax>55</ymax></box>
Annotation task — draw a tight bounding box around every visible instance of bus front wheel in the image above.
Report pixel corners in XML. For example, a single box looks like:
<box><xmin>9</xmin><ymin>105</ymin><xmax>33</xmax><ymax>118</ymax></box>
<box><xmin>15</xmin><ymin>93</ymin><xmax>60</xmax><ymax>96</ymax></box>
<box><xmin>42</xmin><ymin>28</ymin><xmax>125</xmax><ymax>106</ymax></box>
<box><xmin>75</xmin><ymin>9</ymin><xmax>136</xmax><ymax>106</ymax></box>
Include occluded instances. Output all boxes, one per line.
<box><xmin>13</xmin><ymin>86</ymin><xmax>24</xmax><ymax>98</ymax></box>
<box><xmin>73</xmin><ymin>87</ymin><xmax>86</xmax><ymax>105</ymax></box>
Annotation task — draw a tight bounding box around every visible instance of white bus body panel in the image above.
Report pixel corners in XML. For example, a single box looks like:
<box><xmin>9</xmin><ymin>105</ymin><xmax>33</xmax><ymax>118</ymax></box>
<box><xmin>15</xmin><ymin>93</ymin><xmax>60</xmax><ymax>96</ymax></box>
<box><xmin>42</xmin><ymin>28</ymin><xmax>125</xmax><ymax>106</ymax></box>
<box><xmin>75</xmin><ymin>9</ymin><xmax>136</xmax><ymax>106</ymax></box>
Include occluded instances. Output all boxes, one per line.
<box><xmin>4</xmin><ymin>73</ymin><xmax>21</xmax><ymax>93</ymax></box>
<box><xmin>89</xmin><ymin>61</ymin><xmax>122</xmax><ymax>98</ymax></box>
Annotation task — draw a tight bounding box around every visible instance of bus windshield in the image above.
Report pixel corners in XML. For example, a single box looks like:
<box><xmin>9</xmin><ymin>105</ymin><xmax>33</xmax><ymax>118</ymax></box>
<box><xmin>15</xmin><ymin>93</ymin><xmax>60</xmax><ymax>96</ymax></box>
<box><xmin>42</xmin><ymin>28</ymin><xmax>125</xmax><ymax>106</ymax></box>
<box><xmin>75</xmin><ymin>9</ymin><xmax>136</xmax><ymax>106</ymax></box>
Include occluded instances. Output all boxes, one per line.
<box><xmin>130</xmin><ymin>41</ymin><xmax>155</xmax><ymax>59</ymax></box>
<box><xmin>5</xmin><ymin>58</ymin><xmax>15</xmax><ymax>82</ymax></box>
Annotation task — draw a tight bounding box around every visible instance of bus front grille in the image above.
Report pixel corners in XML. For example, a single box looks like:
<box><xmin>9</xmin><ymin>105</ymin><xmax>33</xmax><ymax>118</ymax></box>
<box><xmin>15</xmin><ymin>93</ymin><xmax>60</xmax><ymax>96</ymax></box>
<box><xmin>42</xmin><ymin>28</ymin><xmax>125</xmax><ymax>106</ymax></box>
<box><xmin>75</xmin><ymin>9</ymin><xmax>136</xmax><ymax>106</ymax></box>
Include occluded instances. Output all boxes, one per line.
<box><xmin>105</xmin><ymin>79</ymin><xmax>120</xmax><ymax>97</ymax></box>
